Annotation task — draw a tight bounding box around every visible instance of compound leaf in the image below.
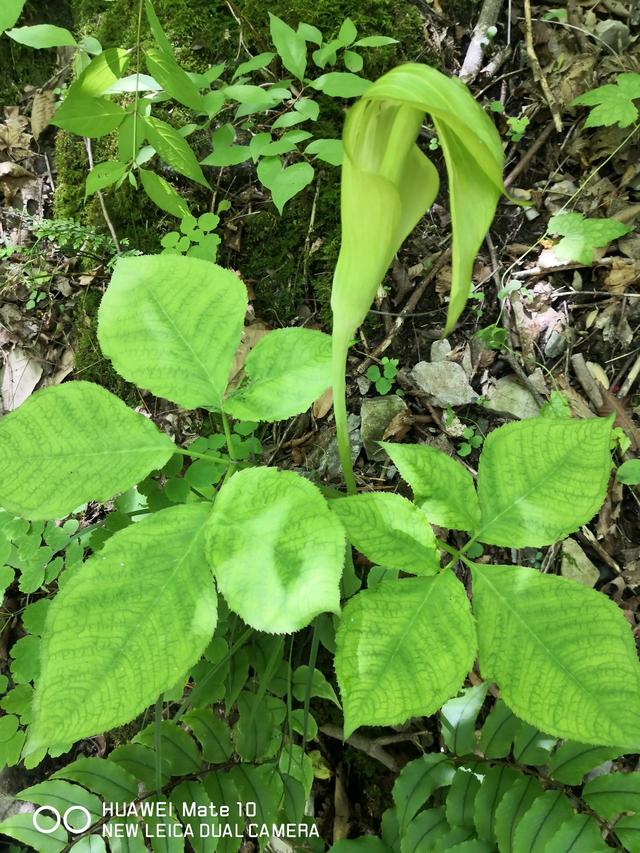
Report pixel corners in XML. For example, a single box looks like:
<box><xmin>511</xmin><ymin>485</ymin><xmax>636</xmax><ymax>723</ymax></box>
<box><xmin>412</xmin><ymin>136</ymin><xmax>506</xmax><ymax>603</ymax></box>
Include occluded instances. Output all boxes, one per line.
<box><xmin>548</xmin><ymin>212</ymin><xmax>631</xmax><ymax>265</ymax></box>
<box><xmin>139</xmin><ymin>168</ymin><xmax>190</xmax><ymax>218</ymax></box>
<box><xmin>440</xmin><ymin>682</ymin><xmax>489</xmax><ymax>756</ymax></box>
<box><xmin>144</xmin><ymin>115</ymin><xmax>209</xmax><ymax>187</ymax></box>
<box><xmin>98</xmin><ymin>255</ymin><xmax>247</xmax><ymax>410</ymax></box>
<box><xmin>583</xmin><ymin>772</ymin><xmax>640</xmax><ymax>820</ymax></box>
<box><xmin>71</xmin><ymin>48</ymin><xmax>130</xmax><ymax>97</ymax></box>
<box><xmin>473</xmin><ymin>764</ymin><xmax>521</xmax><ymax>843</ymax></box>
<box><xmin>224</xmin><ymin>328</ymin><xmax>332</xmax><ymax>422</ymax></box>
<box><xmin>472</xmin><ymin>563</ymin><xmax>640</xmax><ymax>750</ymax></box>
<box><xmin>135</xmin><ymin>721</ymin><xmax>201</xmax><ymax>775</ymax></box>
<box><xmin>512</xmin><ymin>790</ymin><xmax>573</xmax><ymax>853</ymax></box>
<box><xmin>381</xmin><ymin>441</ymin><xmax>480</xmax><ymax>531</ymax></box>
<box><xmin>28</xmin><ymin>504</ymin><xmax>216</xmax><ymax>752</ymax></box>
<box><xmin>0</xmin><ymin>812</ymin><xmax>67</xmax><ymax>853</ymax></box>
<box><xmin>0</xmin><ymin>381</ymin><xmax>174</xmax><ymax>520</ymax></box>
<box><xmin>17</xmin><ymin>780</ymin><xmax>102</xmax><ymax>826</ymax></box>
<box><xmin>331</xmin><ymin>492</ymin><xmax>440</xmax><ymax>575</ymax></box>
<box><xmin>614</xmin><ymin>814</ymin><xmax>640</xmax><ymax>853</ymax></box>
<box><xmin>494</xmin><ymin>775</ymin><xmax>544</xmax><ymax>853</ymax></box>
<box><xmin>393</xmin><ymin>753</ymin><xmax>455</xmax><ymax>830</ymax></box>
<box><xmin>476</xmin><ymin>417</ymin><xmax>612</xmax><ymax>547</ymax></box>
<box><xmin>479</xmin><ymin>699</ymin><xmax>521</xmax><ymax>759</ymax></box>
<box><xmin>206</xmin><ymin>467</ymin><xmax>345</xmax><ymax>633</ymax></box>
<box><xmin>547</xmin><ymin>814</ymin><xmax>608</xmax><ymax>852</ymax></box>
<box><xmin>335</xmin><ymin>572</ymin><xmax>476</xmax><ymax>737</ymax></box>
<box><xmin>548</xmin><ymin>741</ymin><xmax>624</xmax><ymax>785</ymax></box>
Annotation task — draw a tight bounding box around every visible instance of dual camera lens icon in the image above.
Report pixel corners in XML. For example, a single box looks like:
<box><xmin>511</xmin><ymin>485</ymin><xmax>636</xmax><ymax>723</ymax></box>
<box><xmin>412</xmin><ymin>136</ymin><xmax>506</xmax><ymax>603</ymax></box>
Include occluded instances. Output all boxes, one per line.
<box><xmin>32</xmin><ymin>805</ymin><xmax>93</xmax><ymax>834</ymax></box>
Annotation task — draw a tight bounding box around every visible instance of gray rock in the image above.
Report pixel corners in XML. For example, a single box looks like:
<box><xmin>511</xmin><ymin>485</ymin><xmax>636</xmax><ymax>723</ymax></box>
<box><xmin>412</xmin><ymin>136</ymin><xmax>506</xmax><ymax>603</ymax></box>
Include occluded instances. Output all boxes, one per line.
<box><xmin>360</xmin><ymin>395</ymin><xmax>408</xmax><ymax>460</ymax></box>
<box><xmin>484</xmin><ymin>375</ymin><xmax>540</xmax><ymax>420</ymax></box>
<box><xmin>430</xmin><ymin>339</ymin><xmax>452</xmax><ymax>362</ymax></box>
<box><xmin>319</xmin><ymin>413</ymin><xmax>362</xmax><ymax>479</ymax></box>
<box><xmin>595</xmin><ymin>19</ymin><xmax>630</xmax><ymax>49</ymax></box>
<box><xmin>561</xmin><ymin>538</ymin><xmax>600</xmax><ymax>587</ymax></box>
<box><xmin>411</xmin><ymin>361</ymin><xmax>478</xmax><ymax>407</ymax></box>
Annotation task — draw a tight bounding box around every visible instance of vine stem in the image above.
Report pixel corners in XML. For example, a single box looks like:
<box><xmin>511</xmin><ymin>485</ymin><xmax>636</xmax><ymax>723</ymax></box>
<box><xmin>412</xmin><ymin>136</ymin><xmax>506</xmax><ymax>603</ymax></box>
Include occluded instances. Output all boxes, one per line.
<box><xmin>332</xmin><ymin>331</ymin><xmax>357</xmax><ymax>495</ymax></box>
<box><xmin>153</xmin><ymin>693</ymin><xmax>163</xmax><ymax>795</ymax></box>
<box><xmin>132</xmin><ymin>0</ymin><xmax>144</xmax><ymax>163</ymax></box>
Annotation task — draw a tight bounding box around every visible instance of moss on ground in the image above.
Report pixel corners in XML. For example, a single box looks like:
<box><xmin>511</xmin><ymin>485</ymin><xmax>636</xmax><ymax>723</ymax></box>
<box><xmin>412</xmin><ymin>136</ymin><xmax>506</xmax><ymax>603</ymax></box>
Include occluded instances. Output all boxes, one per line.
<box><xmin>0</xmin><ymin>1</ymin><xmax>72</xmax><ymax>108</ymax></box>
<box><xmin>51</xmin><ymin>0</ymin><xmax>429</xmax><ymax>383</ymax></box>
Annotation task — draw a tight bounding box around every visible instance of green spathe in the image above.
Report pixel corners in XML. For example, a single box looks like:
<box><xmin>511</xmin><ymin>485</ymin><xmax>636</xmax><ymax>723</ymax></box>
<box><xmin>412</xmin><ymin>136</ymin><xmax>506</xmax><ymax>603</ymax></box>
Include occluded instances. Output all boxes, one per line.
<box><xmin>28</xmin><ymin>504</ymin><xmax>216</xmax><ymax>753</ymax></box>
<box><xmin>331</xmin><ymin>63</ymin><xmax>504</xmax><ymax>492</ymax></box>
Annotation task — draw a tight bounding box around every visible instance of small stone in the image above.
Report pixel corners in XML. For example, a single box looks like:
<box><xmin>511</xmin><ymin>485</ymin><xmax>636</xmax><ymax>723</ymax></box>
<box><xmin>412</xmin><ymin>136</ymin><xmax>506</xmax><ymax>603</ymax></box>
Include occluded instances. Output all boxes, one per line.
<box><xmin>356</xmin><ymin>375</ymin><xmax>371</xmax><ymax>395</ymax></box>
<box><xmin>484</xmin><ymin>375</ymin><xmax>540</xmax><ymax>420</ymax></box>
<box><xmin>595</xmin><ymin>19</ymin><xmax>630</xmax><ymax>50</ymax></box>
<box><xmin>360</xmin><ymin>395</ymin><xmax>408</xmax><ymax>460</ymax></box>
<box><xmin>430</xmin><ymin>339</ymin><xmax>452</xmax><ymax>362</ymax></box>
<box><xmin>411</xmin><ymin>361</ymin><xmax>478</xmax><ymax>408</ymax></box>
<box><xmin>319</xmin><ymin>414</ymin><xmax>362</xmax><ymax>480</ymax></box>
<box><xmin>544</xmin><ymin>330</ymin><xmax>567</xmax><ymax>359</ymax></box>
<box><xmin>561</xmin><ymin>538</ymin><xmax>600</xmax><ymax>587</ymax></box>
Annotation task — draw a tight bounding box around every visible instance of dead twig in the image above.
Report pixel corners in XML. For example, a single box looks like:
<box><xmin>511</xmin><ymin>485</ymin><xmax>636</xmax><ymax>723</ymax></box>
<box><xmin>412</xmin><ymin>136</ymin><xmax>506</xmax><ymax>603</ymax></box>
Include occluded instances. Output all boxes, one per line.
<box><xmin>504</xmin><ymin>121</ymin><xmax>555</xmax><ymax>187</ymax></box>
<box><xmin>571</xmin><ymin>353</ymin><xmax>604</xmax><ymax>410</ymax></box>
<box><xmin>523</xmin><ymin>0</ymin><xmax>563</xmax><ymax>133</ymax></box>
<box><xmin>358</xmin><ymin>249</ymin><xmax>451</xmax><ymax>375</ymax></box>
<box><xmin>83</xmin><ymin>138</ymin><xmax>120</xmax><ymax>253</ymax></box>
<box><xmin>320</xmin><ymin>723</ymin><xmax>400</xmax><ymax>773</ymax></box>
<box><xmin>459</xmin><ymin>0</ymin><xmax>505</xmax><ymax>83</ymax></box>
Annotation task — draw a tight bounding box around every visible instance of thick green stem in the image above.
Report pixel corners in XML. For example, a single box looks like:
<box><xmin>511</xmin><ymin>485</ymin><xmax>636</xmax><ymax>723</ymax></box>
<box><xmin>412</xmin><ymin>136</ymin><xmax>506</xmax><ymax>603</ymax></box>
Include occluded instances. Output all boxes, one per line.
<box><xmin>332</xmin><ymin>330</ymin><xmax>357</xmax><ymax>495</ymax></box>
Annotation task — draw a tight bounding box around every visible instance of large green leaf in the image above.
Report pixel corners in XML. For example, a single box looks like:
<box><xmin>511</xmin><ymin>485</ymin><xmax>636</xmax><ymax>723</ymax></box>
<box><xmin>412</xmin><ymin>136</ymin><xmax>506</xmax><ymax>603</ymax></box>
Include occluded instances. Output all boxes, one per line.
<box><xmin>475</xmin><ymin>417</ymin><xmax>612</xmax><ymax>547</ymax></box>
<box><xmin>52</xmin><ymin>94</ymin><xmax>126</xmax><ymax>137</ymax></box>
<box><xmin>206</xmin><ymin>467</ymin><xmax>345</xmax><ymax>633</ymax></box>
<box><xmin>0</xmin><ymin>1</ymin><xmax>26</xmax><ymax>33</ymax></box>
<box><xmin>547</xmin><ymin>814</ymin><xmax>608</xmax><ymax>852</ymax></box>
<box><xmin>144</xmin><ymin>116</ymin><xmax>210</xmax><ymax>187</ymax></box>
<box><xmin>98</xmin><ymin>255</ymin><xmax>247</xmax><ymax>410</ymax></box>
<box><xmin>330</xmin><ymin>492</ymin><xmax>440</xmax><ymax>575</ymax></box>
<box><xmin>335</xmin><ymin>572</ymin><xmax>476</xmax><ymax>737</ymax></box>
<box><xmin>6</xmin><ymin>23</ymin><xmax>76</xmax><ymax>47</ymax></box>
<box><xmin>71</xmin><ymin>48</ymin><xmax>131</xmax><ymax>96</ymax></box>
<box><xmin>472</xmin><ymin>563</ymin><xmax>640</xmax><ymax>749</ymax></box>
<box><xmin>269</xmin><ymin>13</ymin><xmax>307</xmax><ymax>80</ymax></box>
<box><xmin>0</xmin><ymin>381</ymin><xmax>174</xmax><ymax>520</ymax></box>
<box><xmin>380</xmin><ymin>441</ymin><xmax>480</xmax><ymax>531</ymax></box>
<box><xmin>27</xmin><ymin>504</ymin><xmax>216</xmax><ymax>752</ymax></box>
<box><xmin>223</xmin><ymin>328</ymin><xmax>332</xmax><ymax>422</ymax></box>
<box><xmin>145</xmin><ymin>48</ymin><xmax>205</xmax><ymax>112</ymax></box>
<box><xmin>139</xmin><ymin>168</ymin><xmax>190</xmax><ymax>218</ymax></box>
<box><xmin>17</xmin><ymin>780</ymin><xmax>102</xmax><ymax>826</ymax></box>
<box><xmin>0</xmin><ymin>812</ymin><xmax>67</xmax><ymax>853</ymax></box>
<box><xmin>52</xmin><ymin>756</ymin><xmax>138</xmax><ymax>804</ymax></box>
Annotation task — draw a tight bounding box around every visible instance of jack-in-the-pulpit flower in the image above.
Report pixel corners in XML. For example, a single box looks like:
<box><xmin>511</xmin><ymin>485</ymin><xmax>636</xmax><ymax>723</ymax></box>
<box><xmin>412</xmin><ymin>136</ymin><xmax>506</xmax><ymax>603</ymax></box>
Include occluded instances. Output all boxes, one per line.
<box><xmin>331</xmin><ymin>63</ymin><xmax>505</xmax><ymax>493</ymax></box>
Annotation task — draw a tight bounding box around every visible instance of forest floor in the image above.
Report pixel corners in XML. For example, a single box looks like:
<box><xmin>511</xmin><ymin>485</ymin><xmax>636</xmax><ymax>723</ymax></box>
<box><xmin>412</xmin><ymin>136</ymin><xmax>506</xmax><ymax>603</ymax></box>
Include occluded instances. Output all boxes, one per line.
<box><xmin>1</xmin><ymin>0</ymin><xmax>640</xmax><ymax>846</ymax></box>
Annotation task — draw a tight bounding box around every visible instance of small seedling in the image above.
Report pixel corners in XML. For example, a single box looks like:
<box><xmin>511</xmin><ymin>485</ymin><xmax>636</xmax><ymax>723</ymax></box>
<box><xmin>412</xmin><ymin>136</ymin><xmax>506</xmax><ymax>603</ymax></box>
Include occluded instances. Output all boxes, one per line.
<box><xmin>457</xmin><ymin>425</ymin><xmax>484</xmax><ymax>457</ymax></box>
<box><xmin>506</xmin><ymin>115</ymin><xmax>529</xmax><ymax>142</ymax></box>
<box><xmin>366</xmin><ymin>356</ymin><xmax>398</xmax><ymax>395</ymax></box>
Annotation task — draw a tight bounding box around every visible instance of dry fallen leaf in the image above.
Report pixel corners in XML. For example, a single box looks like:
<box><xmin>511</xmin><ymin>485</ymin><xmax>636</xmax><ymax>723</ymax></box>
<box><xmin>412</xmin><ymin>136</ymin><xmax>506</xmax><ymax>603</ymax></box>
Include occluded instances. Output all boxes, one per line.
<box><xmin>603</xmin><ymin>258</ymin><xmax>640</xmax><ymax>293</ymax></box>
<box><xmin>0</xmin><ymin>346</ymin><xmax>43</xmax><ymax>411</ymax></box>
<box><xmin>31</xmin><ymin>90</ymin><xmax>56</xmax><ymax>141</ymax></box>
<box><xmin>312</xmin><ymin>387</ymin><xmax>333</xmax><ymax>419</ymax></box>
<box><xmin>227</xmin><ymin>320</ymin><xmax>270</xmax><ymax>389</ymax></box>
<box><xmin>0</xmin><ymin>160</ymin><xmax>36</xmax><ymax>202</ymax></box>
